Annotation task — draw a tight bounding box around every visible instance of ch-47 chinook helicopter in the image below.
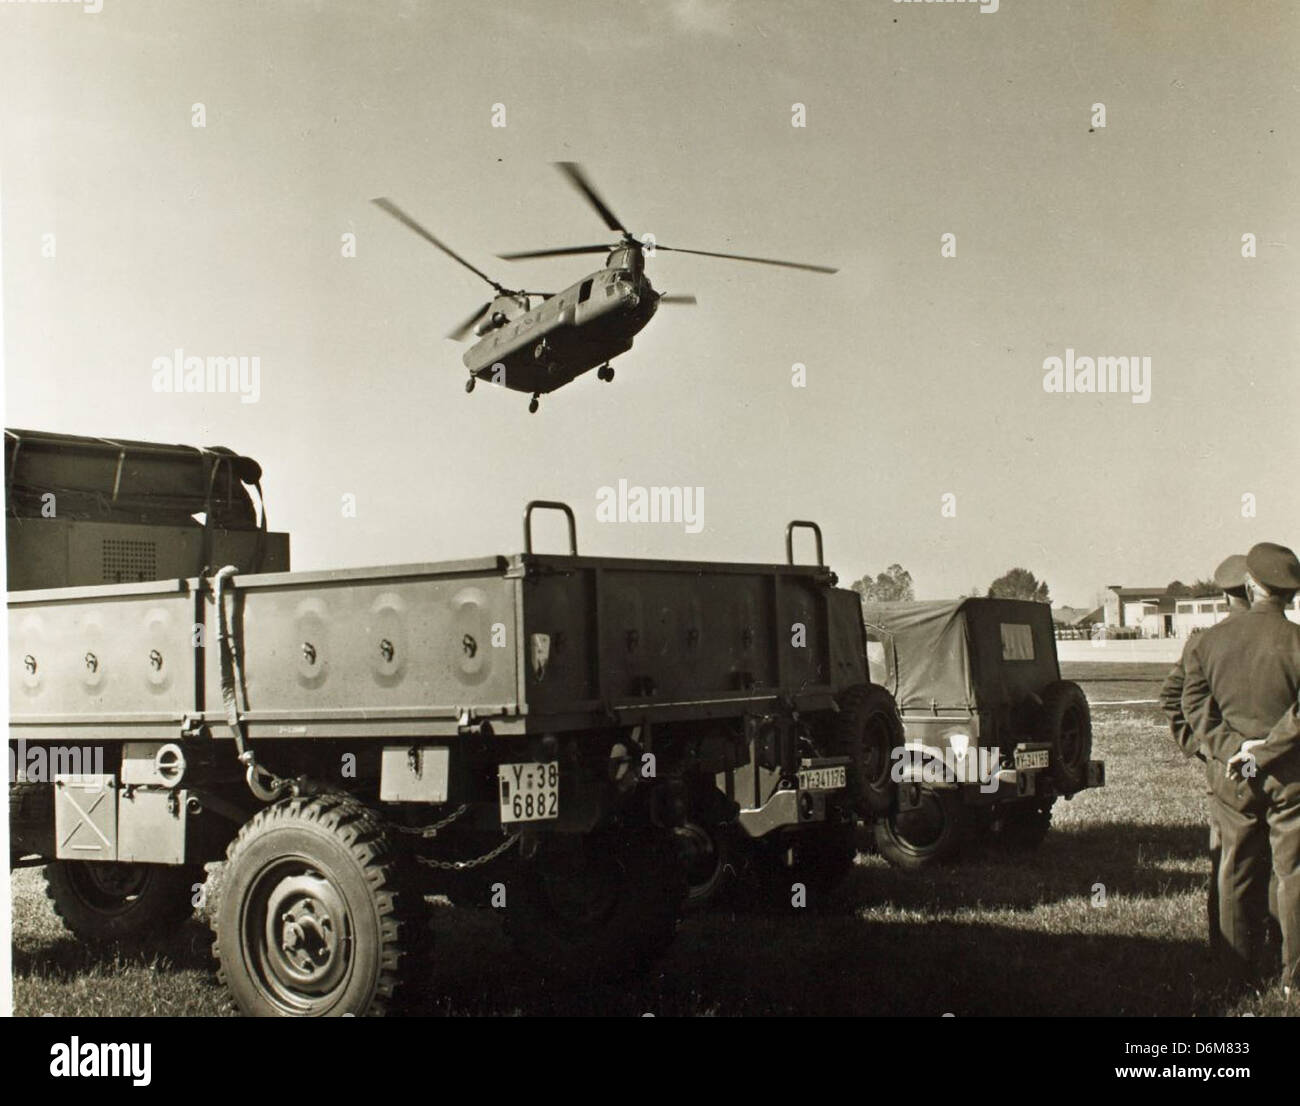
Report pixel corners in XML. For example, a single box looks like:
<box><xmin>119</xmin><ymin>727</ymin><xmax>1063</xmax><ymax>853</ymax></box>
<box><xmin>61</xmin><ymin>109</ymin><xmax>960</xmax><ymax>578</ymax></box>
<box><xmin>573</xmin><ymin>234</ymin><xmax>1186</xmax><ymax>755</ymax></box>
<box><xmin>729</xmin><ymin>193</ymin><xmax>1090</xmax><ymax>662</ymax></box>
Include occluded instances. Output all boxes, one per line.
<box><xmin>373</xmin><ymin>163</ymin><xmax>836</xmax><ymax>413</ymax></box>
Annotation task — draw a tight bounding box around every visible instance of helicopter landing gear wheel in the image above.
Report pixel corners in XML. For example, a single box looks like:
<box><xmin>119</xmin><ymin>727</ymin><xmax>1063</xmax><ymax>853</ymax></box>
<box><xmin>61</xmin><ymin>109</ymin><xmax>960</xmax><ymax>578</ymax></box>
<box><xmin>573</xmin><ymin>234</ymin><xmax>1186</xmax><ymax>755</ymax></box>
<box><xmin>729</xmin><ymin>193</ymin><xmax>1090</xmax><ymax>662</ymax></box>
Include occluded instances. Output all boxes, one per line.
<box><xmin>597</xmin><ymin>364</ymin><xmax>614</xmax><ymax>382</ymax></box>
<box><xmin>528</xmin><ymin>394</ymin><xmax>539</xmax><ymax>414</ymax></box>
<box><xmin>464</xmin><ymin>376</ymin><xmax>476</xmax><ymax>394</ymax></box>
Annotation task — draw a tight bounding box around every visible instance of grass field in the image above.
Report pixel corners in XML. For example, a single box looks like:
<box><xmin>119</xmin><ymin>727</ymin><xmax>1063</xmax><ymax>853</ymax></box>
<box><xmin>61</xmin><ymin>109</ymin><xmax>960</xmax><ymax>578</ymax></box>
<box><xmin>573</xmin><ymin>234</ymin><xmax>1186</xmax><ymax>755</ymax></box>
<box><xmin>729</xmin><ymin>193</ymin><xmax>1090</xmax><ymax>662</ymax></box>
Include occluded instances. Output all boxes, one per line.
<box><xmin>10</xmin><ymin>661</ymin><xmax>1295</xmax><ymax>1016</ymax></box>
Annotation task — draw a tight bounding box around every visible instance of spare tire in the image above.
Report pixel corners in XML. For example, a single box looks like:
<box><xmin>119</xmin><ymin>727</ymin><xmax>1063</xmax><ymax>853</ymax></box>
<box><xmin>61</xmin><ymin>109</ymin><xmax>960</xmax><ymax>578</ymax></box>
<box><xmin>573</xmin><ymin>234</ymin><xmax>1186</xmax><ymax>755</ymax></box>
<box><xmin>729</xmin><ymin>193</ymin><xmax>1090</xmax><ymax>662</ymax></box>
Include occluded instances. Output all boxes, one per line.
<box><xmin>874</xmin><ymin>781</ymin><xmax>967</xmax><ymax>870</ymax></box>
<box><xmin>1040</xmin><ymin>680</ymin><xmax>1091</xmax><ymax>794</ymax></box>
<box><xmin>832</xmin><ymin>684</ymin><xmax>904</xmax><ymax>816</ymax></box>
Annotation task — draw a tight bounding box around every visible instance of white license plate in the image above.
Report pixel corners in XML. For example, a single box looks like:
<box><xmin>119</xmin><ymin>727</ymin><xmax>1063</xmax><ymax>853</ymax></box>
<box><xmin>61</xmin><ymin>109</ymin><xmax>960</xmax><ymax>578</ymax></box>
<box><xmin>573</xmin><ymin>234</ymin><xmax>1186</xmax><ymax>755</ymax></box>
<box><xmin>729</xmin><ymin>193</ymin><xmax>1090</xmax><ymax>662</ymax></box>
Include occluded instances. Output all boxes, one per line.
<box><xmin>498</xmin><ymin>761</ymin><xmax>559</xmax><ymax>823</ymax></box>
<box><xmin>1015</xmin><ymin>749</ymin><xmax>1050</xmax><ymax>770</ymax></box>
<box><xmin>798</xmin><ymin>765</ymin><xmax>847</xmax><ymax>791</ymax></box>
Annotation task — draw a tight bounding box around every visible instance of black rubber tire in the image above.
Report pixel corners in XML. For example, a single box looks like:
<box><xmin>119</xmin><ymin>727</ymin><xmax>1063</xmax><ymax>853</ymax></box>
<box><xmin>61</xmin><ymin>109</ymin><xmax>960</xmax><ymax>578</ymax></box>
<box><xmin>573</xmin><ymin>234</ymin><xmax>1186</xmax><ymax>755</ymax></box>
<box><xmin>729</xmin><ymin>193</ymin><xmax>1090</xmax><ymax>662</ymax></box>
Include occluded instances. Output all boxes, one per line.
<box><xmin>874</xmin><ymin>782</ymin><xmax>967</xmax><ymax>870</ymax></box>
<box><xmin>504</xmin><ymin>828</ymin><xmax>685</xmax><ymax>979</ymax></box>
<box><xmin>44</xmin><ymin>860</ymin><xmax>203</xmax><ymax>942</ymax></box>
<box><xmin>213</xmin><ymin>794</ymin><xmax>419</xmax><ymax>1017</ymax></box>
<box><xmin>1040</xmin><ymin>681</ymin><xmax>1092</xmax><ymax>794</ymax></box>
<box><xmin>992</xmin><ymin>800</ymin><xmax>1055</xmax><ymax>852</ymax></box>
<box><xmin>676</xmin><ymin>819</ymin><xmax>736</xmax><ymax>911</ymax></box>
<box><xmin>832</xmin><ymin>684</ymin><xmax>904</xmax><ymax>816</ymax></box>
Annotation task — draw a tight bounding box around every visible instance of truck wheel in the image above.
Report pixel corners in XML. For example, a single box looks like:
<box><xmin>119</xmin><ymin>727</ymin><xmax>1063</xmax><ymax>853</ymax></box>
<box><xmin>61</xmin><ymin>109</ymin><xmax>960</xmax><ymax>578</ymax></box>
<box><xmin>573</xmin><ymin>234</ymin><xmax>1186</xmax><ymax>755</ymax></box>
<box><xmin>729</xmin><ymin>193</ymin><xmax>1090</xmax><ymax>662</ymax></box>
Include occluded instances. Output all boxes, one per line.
<box><xmin>45</xmin><ymin>860</ymin><xmax>203</xmax><ymax>942</ymax></box>
<box><xmin>833</xmin><ymin>684</ymin><xmax>903</xmax><ymax>816</ymax></box>
<box><xmin>1040</xmin><ymin>681</ymin><xmax>1092</xmax><ymax>794</ymax></box>
<box><xmin>675</xmin><ymin>819</ymin><xmax>735</xmax><ymax>911</ymax></box>
<box><xmin>213</xmin><ymin>794</ymin><xmax>418</xmax><ymax>1016</ymax></box>
<box><xmin>504</xmin><ymin>828</ymin><xmax>685</xmax><ymax>978</ymax></box>
<box><xmin>992</xmin><ymin>800</ymin><xmax>1054</xmax><ymax>851</ymax></box>
<box><xmin>874</xmin><ymin>783</ymin><xmax>966</xmax><ymax>870</ymax></box>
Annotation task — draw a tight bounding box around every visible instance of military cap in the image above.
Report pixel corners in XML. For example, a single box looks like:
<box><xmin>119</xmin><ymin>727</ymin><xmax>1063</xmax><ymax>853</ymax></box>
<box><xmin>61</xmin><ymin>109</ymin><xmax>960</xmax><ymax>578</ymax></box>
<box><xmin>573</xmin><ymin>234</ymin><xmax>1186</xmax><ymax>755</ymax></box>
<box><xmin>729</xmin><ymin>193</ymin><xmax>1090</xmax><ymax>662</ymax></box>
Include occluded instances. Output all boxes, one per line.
<box><xmin>1212</xmin><ymin>554</ymin><xmax>1249</xmax><ymax>592</ymax></box>
<box><xmin>1246</xmin><ymin>542</ymin><xmax>1300</xmax><ymax>591</ymax></box>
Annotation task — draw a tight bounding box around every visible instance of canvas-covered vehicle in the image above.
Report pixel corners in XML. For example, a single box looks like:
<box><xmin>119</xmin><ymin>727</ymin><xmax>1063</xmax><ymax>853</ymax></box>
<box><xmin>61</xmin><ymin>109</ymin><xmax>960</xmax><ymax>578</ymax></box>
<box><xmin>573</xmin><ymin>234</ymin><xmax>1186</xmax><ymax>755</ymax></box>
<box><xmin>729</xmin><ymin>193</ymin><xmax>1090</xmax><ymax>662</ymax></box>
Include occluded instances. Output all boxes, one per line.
<box><xmin>861</xmin><ymin>598</ymin><xmax>1104</xmax><ymax>869</ymax></box>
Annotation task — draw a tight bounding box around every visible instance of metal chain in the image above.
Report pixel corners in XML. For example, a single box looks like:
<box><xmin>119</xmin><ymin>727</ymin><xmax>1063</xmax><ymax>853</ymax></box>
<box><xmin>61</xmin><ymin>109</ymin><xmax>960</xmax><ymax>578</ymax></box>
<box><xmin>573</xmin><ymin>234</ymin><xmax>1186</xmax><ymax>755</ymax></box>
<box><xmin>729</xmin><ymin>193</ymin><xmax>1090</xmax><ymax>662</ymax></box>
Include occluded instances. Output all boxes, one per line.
<box><xmin>387</xmin><ymin>803</ymin><xmax>469</xmax><ymax>838</ymax></box>
<box><xmin>415</xmin><ymin>832</ymin><xmax>520</xmax><ymax>871</ymax></box>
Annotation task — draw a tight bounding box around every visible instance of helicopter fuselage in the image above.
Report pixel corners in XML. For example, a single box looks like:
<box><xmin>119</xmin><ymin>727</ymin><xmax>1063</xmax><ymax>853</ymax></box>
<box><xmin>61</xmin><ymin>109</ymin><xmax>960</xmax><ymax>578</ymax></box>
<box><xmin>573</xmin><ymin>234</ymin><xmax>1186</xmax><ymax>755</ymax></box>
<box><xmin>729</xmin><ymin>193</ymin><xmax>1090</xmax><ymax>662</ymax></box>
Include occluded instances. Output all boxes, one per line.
<box><xmin>464</xmin><ymin>254</ymin><xmax>658</xmax><ymax>395</ymax></box>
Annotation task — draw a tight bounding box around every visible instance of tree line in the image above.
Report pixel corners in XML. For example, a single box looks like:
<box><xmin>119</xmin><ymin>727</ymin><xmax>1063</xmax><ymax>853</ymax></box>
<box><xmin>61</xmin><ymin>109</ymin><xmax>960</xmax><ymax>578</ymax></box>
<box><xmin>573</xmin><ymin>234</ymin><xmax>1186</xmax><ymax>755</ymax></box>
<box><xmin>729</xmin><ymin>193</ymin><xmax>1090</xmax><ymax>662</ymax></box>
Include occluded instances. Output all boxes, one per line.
<box><xmin>850</xmin><ymin>565</ymin><xmax>1051</xmax><ymax>604</ymax></box>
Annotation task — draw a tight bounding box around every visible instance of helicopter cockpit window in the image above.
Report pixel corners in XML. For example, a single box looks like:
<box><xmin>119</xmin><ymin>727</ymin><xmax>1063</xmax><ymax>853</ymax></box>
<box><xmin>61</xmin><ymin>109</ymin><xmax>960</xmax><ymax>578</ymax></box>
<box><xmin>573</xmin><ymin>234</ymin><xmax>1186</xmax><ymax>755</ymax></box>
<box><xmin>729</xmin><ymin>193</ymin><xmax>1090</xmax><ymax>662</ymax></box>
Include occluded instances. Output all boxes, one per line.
<box><xmin>579</xmin><ymin>279</ymin><xmax>593</xmax><ymax>303</ymax></box>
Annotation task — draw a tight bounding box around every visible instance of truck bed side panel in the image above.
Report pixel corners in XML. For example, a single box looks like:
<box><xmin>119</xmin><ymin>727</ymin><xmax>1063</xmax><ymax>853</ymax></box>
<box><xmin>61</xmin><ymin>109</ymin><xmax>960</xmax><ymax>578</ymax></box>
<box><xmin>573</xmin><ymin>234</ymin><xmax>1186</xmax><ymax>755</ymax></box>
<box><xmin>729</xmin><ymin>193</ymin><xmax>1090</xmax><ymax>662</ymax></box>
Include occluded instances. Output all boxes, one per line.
<box><xmin>10</xmin><ymin>581</ymin><xmax>198</xmax><ymax>741</ymax></box>
<box><xmin>201</xmin><ymin>568</ymin><xmax>520</xmax><ymax>736</ymax></box>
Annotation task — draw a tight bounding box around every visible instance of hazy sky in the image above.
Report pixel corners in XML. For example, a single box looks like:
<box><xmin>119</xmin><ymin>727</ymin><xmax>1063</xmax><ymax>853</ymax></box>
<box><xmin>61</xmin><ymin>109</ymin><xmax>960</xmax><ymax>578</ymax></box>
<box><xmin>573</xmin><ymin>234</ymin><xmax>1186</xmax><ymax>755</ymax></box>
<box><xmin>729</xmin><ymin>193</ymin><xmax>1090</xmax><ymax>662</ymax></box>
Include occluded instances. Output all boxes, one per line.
<box><xmin>2</xmin><ymin>0</ymin><xmax>1296</xmax><ymax>607</ymax></box>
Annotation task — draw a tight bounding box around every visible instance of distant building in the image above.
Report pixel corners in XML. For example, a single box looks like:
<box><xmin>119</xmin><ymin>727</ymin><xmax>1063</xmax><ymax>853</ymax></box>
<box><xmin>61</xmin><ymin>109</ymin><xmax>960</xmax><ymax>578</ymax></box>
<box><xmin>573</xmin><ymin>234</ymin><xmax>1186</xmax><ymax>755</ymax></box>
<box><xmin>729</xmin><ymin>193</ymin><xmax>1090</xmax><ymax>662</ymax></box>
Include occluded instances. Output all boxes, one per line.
<box><xmin>1104</xmin><ymin>586</ymin><xmax>1178</xmax><ymax>638</ymax></box>
<box><xmin>1105</xmin><ymin>584</ymin><xmax>1300</xmax><ymax>639</ymax></box>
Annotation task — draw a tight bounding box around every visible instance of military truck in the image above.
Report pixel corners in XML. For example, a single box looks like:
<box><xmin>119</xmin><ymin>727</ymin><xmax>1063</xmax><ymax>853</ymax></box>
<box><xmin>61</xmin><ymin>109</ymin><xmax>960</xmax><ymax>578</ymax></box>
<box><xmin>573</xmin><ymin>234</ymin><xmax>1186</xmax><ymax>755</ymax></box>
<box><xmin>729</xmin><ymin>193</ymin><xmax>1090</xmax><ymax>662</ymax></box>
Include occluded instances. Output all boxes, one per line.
<box><xmin>861</xmin><ymin>598</ymin><xmax>1104</xmax><ymax>869</ymax></box>
<box><xmin>7</xmin><ymin>429</ymin><xmax>894</xmax><ymax>1015</ymax></box>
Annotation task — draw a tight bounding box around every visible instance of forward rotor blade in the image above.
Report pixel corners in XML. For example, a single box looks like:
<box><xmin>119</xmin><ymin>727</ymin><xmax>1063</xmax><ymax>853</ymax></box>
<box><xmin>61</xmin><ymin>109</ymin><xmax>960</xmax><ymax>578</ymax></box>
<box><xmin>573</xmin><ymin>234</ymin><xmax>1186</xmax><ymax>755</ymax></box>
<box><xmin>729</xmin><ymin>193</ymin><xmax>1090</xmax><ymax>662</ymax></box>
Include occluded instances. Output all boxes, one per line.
<box><xmin>657</xmin><ymin>294</ymin><xmax>697</xmax><ymax>305</ymax></box>
<box><xmin>446</xmin><ymin>301</ymin><xmax>492</xmax><ymax>341</ymax></box>
<box><xmin>372</xmin><ymin>197</ymin><xmax>501</xmax><ymax>289</ymax></box>
<box><xmin>497</xmin><ymin>245</ymin><xmax>612</xmax><ymax>261</ymax></box>
<box><xmin>656</xmin><ymin>244</ymin><xmax>837</xmax><ymax>275</ymax></box>
<box><xmin>555</xmin><ymin>162</ymin><xmax>628</xmax><ymax>234</ymax></box>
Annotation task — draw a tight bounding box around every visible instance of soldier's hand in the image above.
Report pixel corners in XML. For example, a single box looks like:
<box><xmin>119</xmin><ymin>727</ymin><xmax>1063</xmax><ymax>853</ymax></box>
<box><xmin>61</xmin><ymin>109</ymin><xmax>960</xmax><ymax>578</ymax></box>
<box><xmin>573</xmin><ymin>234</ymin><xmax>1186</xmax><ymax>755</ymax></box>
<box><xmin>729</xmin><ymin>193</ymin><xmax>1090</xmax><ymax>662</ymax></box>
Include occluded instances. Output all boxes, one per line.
<box><xmin>1226</xmin><ymin>739</ymin><xmax>1265</xmax><ymax>781</ymax></box>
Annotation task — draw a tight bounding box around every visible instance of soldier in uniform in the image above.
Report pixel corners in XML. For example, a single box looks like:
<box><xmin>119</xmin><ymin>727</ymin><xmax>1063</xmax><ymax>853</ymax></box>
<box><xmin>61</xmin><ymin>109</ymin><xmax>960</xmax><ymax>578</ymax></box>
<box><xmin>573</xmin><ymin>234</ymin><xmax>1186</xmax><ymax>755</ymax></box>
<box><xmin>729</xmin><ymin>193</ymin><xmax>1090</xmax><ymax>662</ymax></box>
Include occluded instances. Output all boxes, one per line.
<box><xmin>1182</xmin><ymin>542</ymin><xmax>1300</xmax><ymax>992</ymax></box>
<box><xmin>1159</xmin><ymin>554</ymin><xmax>1250</xmax><ymax>953</ymax></box>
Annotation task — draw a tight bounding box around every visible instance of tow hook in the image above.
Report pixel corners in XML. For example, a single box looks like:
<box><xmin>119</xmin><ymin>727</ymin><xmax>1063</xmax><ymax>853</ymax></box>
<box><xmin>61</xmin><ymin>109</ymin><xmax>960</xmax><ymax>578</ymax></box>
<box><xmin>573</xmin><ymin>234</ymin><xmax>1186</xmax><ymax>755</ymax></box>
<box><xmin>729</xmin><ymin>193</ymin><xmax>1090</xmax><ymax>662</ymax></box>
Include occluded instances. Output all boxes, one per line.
<box><xmin>241</xmin><ymin>753</ymin><xmax>290</xmax><ymax>802</ymax></box>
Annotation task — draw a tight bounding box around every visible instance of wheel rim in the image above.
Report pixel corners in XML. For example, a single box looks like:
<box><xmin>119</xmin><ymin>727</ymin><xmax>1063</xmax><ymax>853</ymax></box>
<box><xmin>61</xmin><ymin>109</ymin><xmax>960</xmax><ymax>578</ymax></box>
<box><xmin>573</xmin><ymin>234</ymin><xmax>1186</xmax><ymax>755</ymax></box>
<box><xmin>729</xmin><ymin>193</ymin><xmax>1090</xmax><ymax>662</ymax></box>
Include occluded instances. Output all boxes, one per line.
<box><xmin>66</xmin><ymin>862</ymin><xmax>153</xmax><ymax>915</ymax></box>
<box><xmin>242</xmin><ymin>857</ymin><xmax>355</xmax><ymax>1015</ymax></box>
<box><xmin>675</xmin><ymin>822</ymin><xmax>724</xmax><ymax>902</ymax></box>
<box><xmin>891</xmin><ymin>786</ymin><xmax>947</xmax><ymax>852</ymax></box>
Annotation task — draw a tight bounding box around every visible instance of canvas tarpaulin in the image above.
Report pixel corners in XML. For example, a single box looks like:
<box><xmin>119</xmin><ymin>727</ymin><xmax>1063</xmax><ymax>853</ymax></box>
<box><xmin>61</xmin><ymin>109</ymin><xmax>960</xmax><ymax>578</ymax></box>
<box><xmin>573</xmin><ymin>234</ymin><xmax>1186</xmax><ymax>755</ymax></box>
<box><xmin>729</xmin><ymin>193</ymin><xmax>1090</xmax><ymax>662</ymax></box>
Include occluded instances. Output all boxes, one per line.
<box><xmin>862</xmin><ymin>600</ymin><xmax>975</xmax><ymax>712</ymax></box>
<box><xmin>862</xmin><ymin>598</ymin><xmax>1059</xmax><ymax>712</ymax></box>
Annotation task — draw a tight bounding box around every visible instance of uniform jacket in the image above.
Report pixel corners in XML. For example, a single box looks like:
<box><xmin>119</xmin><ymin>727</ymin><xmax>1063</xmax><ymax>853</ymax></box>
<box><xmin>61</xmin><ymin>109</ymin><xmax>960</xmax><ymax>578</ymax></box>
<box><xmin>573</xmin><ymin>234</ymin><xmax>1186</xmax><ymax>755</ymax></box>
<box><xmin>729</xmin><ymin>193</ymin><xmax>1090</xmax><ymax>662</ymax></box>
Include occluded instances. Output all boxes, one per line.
<box><xmin>1181</xmin><ymin>597</ymin><xmax>1300</xmax><ymax>796</ymax></box>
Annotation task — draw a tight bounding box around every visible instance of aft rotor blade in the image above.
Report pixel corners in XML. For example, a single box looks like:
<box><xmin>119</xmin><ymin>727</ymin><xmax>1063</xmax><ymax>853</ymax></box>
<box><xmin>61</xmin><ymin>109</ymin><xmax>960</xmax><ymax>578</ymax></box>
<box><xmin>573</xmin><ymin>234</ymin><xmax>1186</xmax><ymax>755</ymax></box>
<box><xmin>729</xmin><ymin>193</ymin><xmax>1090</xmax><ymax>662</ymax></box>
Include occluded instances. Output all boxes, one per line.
<box><xmin>656</xmin><ymin>244</ymin><xmax>837</xmax><ymax>275</ymax></box>
<box><xmin>555</xmin><ymin>162</ymin><xmax>628</xmax><ymax>234</ymax></box>
<box><xmin>497</xmin><ymin>245</ymin><xmax>611</xmax><ymax>261</ymax></box>
<box><xmin>657</xmin><ymin>294</ymin><xmax>697</xmax><ymax>305</ymax></box>
<box><xmin>446</xmin><ymin>301</ymin><xmax>491</xmax><ymax>341</ymax></box>
<box><xmin>372</xmin><ymin>197</ymin><xmax>501</xmax><ymax>289</ymax></box>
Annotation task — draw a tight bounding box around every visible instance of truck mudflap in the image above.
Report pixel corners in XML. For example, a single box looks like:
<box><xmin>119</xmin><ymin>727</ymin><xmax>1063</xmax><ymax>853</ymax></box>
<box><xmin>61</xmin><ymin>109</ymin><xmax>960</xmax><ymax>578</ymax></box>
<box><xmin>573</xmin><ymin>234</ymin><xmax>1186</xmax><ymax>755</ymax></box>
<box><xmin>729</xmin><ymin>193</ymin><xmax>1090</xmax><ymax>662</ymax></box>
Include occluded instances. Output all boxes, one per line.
<box><xmin>736</xmin><ymin>755</ymin><xmax>851</xmax><ymax>838</ymax></box>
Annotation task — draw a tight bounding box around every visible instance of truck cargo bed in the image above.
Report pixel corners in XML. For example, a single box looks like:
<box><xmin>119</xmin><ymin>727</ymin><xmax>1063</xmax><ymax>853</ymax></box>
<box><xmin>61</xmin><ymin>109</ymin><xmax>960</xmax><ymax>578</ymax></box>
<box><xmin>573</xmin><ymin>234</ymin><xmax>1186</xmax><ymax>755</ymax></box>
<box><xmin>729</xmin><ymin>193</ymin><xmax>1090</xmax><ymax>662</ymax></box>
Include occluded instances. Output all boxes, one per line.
<box><xmin>10</xmin><ymin>551</ymin><xmax>867</xmax><ymax>744</ymax></box>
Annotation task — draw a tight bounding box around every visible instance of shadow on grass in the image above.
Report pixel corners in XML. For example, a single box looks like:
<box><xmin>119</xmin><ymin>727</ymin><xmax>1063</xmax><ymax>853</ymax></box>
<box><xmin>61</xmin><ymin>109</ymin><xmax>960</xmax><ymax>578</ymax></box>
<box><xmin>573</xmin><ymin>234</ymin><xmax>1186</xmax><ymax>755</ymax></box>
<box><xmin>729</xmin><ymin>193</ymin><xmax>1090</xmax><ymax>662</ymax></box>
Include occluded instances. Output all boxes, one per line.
<box><xmin>396</xmin><ymin>818</ymin><xmax>1227</xmax><ymax>1017</ymax></box>
<box><xmin>404</xmin><ymin>904</ymin><xmax>1229</xmax><ymax>1017</ymax></box>
<box><xmin>824</xmin><ymin>820</ymin><xmax>1213</xmax><ymax>914</ymax></box>
<box><xmin>12</xmin><ymin>916</ymin><xmax>214</xmax><ymax>981</ymax></box>
<box><xmin>11</xmin><ymin>817</ymin><xmax>1228</xmax><ymax>1017</ymax></box>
